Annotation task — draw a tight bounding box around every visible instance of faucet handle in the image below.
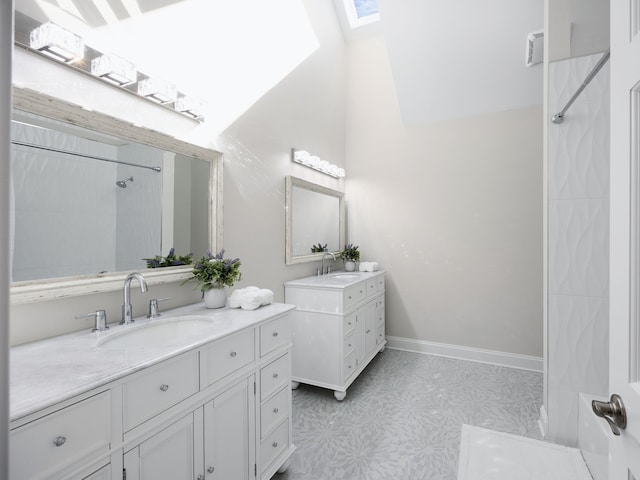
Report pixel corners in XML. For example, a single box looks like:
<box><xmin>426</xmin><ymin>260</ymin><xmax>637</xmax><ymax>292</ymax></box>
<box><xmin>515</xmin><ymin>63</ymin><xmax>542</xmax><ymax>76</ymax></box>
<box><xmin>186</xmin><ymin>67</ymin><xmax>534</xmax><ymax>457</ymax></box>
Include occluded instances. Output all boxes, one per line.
<box><xmin>76</xmin><ymin>310</ymin><xmax>109</xmax><ymax>332</ymax></box>
<box><xmin>148</xmin><ymin>297</ymin><xmax>170</xmax><ymax>318</ymax></box>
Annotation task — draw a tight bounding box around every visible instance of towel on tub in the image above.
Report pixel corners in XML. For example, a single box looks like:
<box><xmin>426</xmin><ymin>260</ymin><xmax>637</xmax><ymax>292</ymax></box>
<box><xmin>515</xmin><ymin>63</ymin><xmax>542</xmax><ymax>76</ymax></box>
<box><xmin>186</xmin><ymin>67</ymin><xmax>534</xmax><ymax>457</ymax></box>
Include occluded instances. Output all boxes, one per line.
<box><xmin>229</xmin><ymin>286</ymin><xmax>274</xmax><ymax>310</ymax></box>
<box><xmin>358</xmin><ymin>261</ymin><xmax>379</xmax><ymax>272</ymax></box>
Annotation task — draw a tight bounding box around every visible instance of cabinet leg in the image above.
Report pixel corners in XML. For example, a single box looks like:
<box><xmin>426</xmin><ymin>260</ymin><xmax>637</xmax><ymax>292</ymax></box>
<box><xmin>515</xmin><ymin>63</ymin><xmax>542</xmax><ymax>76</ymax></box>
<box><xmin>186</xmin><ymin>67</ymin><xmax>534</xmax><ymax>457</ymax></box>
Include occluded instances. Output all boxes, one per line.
<box><xmin>333</xmin><ymin>390</ymin><xmax>347</xmax><ymax>401</ymax></box>
<box><xmin>277</xmin><ymin>459</ymin><xmax>290</xmax><ymax>474</ymax></box>
<box><xmin>291</xmin><ymin>381</ymin><xmax>300</xmax><ymax>390</ymax></box>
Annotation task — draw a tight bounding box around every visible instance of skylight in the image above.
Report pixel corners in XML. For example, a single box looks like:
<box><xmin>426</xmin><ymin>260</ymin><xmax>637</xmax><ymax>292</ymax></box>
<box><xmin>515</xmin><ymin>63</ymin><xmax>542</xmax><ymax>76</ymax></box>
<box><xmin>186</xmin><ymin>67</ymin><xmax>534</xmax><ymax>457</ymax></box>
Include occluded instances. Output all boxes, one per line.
<box><xmin>344</xmin><ymin>0</ymin><xmax>379</xmax><ymax>28</ymax></box>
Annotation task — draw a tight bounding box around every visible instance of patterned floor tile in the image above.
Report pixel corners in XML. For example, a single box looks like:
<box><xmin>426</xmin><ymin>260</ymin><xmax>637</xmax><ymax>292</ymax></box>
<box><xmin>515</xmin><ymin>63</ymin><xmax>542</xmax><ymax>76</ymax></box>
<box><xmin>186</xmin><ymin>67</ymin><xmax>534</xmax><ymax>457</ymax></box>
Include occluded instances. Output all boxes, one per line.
<box><xmin>275</xmin><ymin>349</ymin><xmax>544</xmax><ymax>480</ymax></box>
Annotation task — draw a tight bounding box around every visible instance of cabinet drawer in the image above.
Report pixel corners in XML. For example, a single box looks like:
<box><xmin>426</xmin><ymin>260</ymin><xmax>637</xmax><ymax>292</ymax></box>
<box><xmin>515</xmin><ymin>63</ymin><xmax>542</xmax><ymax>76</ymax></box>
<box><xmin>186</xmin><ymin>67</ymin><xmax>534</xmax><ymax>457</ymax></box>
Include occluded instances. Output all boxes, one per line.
<box><xmin>344</xmin><ymin>284</ymin><xmax>366</xmax><ymax>311</ymax></box>
<box><xmin>202</xmin><ymin>328</ymin><xmax>255</xmax><ymax>386</ymax></box>
<box><xmin>123</xmin><ymin>352</ymin><xmax>199</xmax><ymax>431</ymax></box>
<box><xmin>260</xmin><ymin>315</ymin><xmax>290</xmax><ymax>357</ymax></box>
<box><xmin>376</xmin><ymin>275</ymin><xmax>385</xmax><ymax>290</ymax></box>
<box><xmin>375</xmin><ymin>295</ymin><xmax>385</xmax><ymax>312</ymax></box>
<box><xmin>377</xmin><ymin>323</ymin><xmax>385</xmax><ymax>346</ymax></box>
<box><xmin>342</xmin><ymin>351</ymin><xmax>356</xmax><ymax>382</ymax></box>
<box><xmin>260</xmin><ymin>353</ymin><xmax>290</xmax><ymax>401</ymax></box>
<box><xmin>366</xmin><ymin>278</ymin><xmax>377</xmax><ymax>296</ymax></box>
<box><xmin>376</xmin><ymin>307</ymin><xmax>385</xmax><ymax>327</ymax></box>
<box><xmin>260</xmin><ymin>387</ymin><xmax>290</xmax><ymax>437</ymax></box>
<box><xmin>260</xmin><ymin>419</ymin><xmax>289</xmax><ymax>473</ymax></box>
<box><xmin>343</xmin><ymin>311</ymin><xmax>356</xmax><ymax>337</ymax></box>
<box><xmin>343</xmin><ymin>333</ymin><xmax>355</xmax><ymax>358</ymax></box>
<box><xmin>10</xmin><ymin>392</ymin><xmax>111</xmax><ymax>480</ymax></box>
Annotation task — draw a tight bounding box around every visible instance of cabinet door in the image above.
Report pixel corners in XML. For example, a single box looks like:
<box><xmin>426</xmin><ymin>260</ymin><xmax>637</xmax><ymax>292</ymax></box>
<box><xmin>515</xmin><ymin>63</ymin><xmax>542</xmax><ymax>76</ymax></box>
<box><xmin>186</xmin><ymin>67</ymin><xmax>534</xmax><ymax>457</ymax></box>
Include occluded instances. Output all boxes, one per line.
<box><xmin>364</xmin><ymin>301</ymin><xmax>377</xmax><ymax>356</ymax></box>
<box><xmin>81</xmin><ymin>464</ymin><xmax>111</xmax><ymax>480</ymax></box>
<box><xmin>124</xmin><ymin>413</ymin><xmax>197</xmax><ymax>480</ymax></box>
<box><xmin>204</xmin><ymin>376</ymin><xmax>254</xmax><ymax>480</ymax></box>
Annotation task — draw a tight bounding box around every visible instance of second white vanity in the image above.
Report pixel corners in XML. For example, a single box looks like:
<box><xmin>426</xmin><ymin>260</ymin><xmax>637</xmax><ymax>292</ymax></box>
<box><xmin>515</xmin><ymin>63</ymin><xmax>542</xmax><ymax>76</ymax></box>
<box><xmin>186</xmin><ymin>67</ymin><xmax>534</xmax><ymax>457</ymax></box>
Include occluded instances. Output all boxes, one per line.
<box><xmin>284</xmin><ymin>270</ymin><xmax>385</xmax><ymax>401</ymax></box>
<box><xmin>10</xmin><ymin>303</ymin><xmax>295</xmax><ymax>480</ymax></box>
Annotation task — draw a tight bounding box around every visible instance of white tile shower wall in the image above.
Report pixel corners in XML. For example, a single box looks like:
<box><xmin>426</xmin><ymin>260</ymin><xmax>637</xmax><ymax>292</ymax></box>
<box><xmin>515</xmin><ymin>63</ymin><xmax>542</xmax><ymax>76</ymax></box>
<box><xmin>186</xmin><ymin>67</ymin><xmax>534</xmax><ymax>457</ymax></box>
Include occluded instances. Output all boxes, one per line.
<box><xmin>11</xmin><ymin>117</ymin><xmax>118</xmax><ymax>281</ymax></box>
<box><xmin>547</xmin><ymin>53</ymin><xmax>610</xmax><ymax>446</ymax></box>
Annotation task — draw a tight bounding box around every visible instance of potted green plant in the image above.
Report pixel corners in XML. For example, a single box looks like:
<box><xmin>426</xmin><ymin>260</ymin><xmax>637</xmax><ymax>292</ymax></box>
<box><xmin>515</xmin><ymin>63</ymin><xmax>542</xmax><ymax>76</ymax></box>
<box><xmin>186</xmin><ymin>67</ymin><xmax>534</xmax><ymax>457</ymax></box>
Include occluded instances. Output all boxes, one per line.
<box><xmin>311</xmin><ymin>243</ymin><xmax>328</xmax><ymax>253</ymax></box>
<box><xmin>340</xmin><ymin>243</ymin><xmax>360</xmax><ymax>272</ymax></box>
<box><xmin>183</xmin><ymin>249</ymin><xmax>242</xmax><ymax>308</ymax></box>
<box><xmin>143</xmin><ymin>247</ymin><xmax>193</xmax><ymax>268</ymax></box>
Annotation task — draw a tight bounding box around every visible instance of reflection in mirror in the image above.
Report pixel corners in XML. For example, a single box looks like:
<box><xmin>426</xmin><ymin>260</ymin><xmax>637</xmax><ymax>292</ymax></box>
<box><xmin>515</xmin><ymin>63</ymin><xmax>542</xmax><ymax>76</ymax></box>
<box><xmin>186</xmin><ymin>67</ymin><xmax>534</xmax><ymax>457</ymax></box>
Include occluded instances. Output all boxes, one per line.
<box><xmin>10</xmin><ymin>111</ymin><xmax>210</xmax><ymax>282</ymax></box>
<box><xmin>9</xmin><ymin>88</ymin><xmax>222</xmax><ymax>304</ymax></box>
<box><xmin>285</xmin><ymin>176</ymin><xmax>345</xmax><ymax>265</ymax></box>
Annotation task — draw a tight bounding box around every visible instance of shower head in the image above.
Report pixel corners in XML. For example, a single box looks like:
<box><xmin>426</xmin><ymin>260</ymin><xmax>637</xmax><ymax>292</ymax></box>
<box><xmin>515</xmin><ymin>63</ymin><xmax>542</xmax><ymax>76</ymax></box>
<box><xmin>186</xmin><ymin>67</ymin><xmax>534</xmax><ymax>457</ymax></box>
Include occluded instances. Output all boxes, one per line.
<box><xmin>116</xmin><ymin>176</ymin><xmax>134</xmax><ymax>188</ymax></box>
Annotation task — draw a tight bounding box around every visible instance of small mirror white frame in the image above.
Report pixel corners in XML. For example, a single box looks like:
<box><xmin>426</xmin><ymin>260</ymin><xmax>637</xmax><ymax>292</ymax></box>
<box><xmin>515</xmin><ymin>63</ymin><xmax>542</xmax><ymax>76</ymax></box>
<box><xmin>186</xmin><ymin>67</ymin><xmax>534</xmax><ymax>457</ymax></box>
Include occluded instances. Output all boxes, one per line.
<box><xmin>285</xmin><ymin>176</ymin><xmax>345</xmax><ymax>265</ymax></box>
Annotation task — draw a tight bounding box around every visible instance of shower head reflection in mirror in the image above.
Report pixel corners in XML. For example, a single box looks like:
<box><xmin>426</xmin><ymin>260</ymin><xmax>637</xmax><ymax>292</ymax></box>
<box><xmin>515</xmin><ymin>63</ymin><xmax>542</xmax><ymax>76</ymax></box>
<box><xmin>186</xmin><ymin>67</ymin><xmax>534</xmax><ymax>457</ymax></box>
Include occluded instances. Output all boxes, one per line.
<box><xmin>116</xmin><ymin>176</ymin><xmax>134</xmax><ymax>188</ymax></box>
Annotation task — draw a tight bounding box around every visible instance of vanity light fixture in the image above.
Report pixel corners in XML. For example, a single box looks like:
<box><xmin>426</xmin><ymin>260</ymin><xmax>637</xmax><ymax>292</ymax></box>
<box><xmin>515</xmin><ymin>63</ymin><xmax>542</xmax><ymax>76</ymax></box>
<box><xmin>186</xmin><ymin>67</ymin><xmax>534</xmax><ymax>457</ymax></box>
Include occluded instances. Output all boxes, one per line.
<box><xmin>175</xmin><ymin>95</ymin><xmax>206</xmax><ymax>120</ymax></box>
<box><xmin>137</xmin><ymin>77</ymin><xmax>178</xmax><ymax>104</ymax></box>
<box><xmin>29</xmin><ymin>22</ymin><xmax>84</xmax><ymax>63</ymax></box>
<box><xmin>292</xmin><ymin>149</ymin><xmax>346</xmax><ymax>178</ymax></box>
<box><xmin>91</xmin><ymin>54</ymin><xmax>137</xmax><ymax>86</ymax></box>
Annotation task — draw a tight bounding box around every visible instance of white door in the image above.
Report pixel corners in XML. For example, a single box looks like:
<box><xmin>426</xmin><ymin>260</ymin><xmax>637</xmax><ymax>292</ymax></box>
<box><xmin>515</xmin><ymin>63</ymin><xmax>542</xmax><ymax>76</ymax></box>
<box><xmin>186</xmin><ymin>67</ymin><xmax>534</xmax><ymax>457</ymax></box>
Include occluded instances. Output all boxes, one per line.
<box><xmin>608</xmin><ymin>1</ymin><xmax>640</xmax><ymax>477</ymax></box>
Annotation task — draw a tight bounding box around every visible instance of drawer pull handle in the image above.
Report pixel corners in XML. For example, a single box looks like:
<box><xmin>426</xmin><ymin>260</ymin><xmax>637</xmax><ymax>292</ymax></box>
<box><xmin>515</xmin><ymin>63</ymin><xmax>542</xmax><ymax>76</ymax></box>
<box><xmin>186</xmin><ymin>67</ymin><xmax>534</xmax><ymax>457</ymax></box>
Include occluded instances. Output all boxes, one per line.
<box><xmin>53</xmin><ymin>436</ymin><xmax>66</xmax><ymax>447</ymax></box>
<box><xmin>207</xmin><ymin>466</ymin><xmax>215</xmax><ymax>473</ymax></box>
<box><xmin>348</xmin><ymin>364</ymin><xmax>352</xmax><ymax>369</ymax></box>
<box><xmin>348</xmin><ymin>296</ymin><xmax>352</xmax><ymax>299</ymax></box>
<box><xmin>272</xmin><ymin>331</ymin><xmax>279</xmax><ymax>337</ymax></box>
<box><xmin>230</xmin><ymin>351</ymin><xmax>237</xmax><ymax>357</ymax></box>
<box><xmin>272</xmin><ymin>441</ymin><xmax>278</xmax><ymax>448</ymax></box>
<box><xmin>273</xmin><ymin>373</ymin><xmax>279</xmax><ymax>379</ymax></box>
<box><xmin>366</xmin><ymin>329</ymin><xmax>371</xmax><ymax>333</ymax></box>
<box><xmin>273</xmin><ymin>407</ymin><xmax>279</xmax><ymax>414</ymax></box>
<box><xmin>160</xmin><ymin>384</ymin><xmax>169</xmax><ymax>392</ymax></box>
<box><xmin>348</xmin><ymin>343</ymin><xmax>352</xmax><ymax>347</ymax></box>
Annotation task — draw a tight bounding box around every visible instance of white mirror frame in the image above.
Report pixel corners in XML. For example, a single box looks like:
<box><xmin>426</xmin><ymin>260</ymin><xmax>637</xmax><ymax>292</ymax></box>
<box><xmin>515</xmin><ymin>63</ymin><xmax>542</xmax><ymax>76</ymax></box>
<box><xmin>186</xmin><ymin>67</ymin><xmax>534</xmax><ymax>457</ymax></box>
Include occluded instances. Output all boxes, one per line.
<box><xmin>285</xmin><ymin>176</ymin><xmax>345</xmax><ymax>265</ymax></box>
<box><xmin>10</xmin><ymin>87</ymin><xmax>223</xmax><ymax>304</ymax></box>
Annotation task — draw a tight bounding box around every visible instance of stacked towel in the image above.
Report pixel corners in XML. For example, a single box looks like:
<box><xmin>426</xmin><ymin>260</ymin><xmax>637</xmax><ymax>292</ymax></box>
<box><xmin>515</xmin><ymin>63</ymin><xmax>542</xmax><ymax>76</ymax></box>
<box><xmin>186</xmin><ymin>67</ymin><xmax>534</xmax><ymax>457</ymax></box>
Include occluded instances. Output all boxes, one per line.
<box><xmin>229</xmin><ymin>286</ymin><xmax>274</xmax><ymax>311</ymax></box>
<box><xmin>358</xmin><ymin>261</ymin><xmax>379</xmax><ymax>272</ymax></box>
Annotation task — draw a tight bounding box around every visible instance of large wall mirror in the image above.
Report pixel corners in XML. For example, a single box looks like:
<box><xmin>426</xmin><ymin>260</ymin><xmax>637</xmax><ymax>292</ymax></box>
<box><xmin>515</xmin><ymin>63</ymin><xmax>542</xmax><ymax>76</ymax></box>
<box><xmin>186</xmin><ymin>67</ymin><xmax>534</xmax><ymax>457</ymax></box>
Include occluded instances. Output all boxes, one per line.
<box><xmin>10</xmin><ymin>88</ymin><xmax>222</xmax><ymax>304</ymax></box>
<box><xmin>285</xmin><ymin>176</ymin><xmax>345</xmax><ymax>265</ymax></box>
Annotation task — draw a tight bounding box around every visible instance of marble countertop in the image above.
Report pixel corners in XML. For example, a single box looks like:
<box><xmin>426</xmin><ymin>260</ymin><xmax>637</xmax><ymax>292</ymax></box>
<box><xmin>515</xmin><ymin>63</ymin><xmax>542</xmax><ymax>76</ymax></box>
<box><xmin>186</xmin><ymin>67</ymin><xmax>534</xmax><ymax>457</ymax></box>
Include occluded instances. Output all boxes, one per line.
<box><xmin>283</xmin><ymin>270</ymin><xmax>384</xmax><ymax>289</ymax></box>
<box><xmin>10</xmin><ymin>302</ymin><xmax>295</xmax><ymax>422</ymax></box>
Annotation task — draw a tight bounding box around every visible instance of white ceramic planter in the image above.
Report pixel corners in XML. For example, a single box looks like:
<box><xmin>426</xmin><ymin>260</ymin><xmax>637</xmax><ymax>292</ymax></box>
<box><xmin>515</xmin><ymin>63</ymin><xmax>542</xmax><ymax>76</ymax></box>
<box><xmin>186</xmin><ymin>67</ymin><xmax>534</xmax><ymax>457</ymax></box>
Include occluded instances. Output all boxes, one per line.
<box><xmin>204</xmin><ymin>287</ymin><xmax>227</xmax><ymax>308</ymax></box>
<box><xmin>344</xmin><ymin>261</ymin><xmax>357</xmax><ymax>272</ymax></box>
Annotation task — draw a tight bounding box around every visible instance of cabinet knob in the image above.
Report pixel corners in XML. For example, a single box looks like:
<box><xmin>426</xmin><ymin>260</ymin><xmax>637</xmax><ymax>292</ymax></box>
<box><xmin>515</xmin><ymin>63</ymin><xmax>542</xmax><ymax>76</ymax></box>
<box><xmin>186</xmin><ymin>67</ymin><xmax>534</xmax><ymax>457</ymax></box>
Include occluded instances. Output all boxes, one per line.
<box><xmin>197</xmin><ymin>476</ymin><xmax>204</xmax><ymax>480</ymax></box>
<box><xmin>348</xmin><ymin>296</ymin><xmax>352</xmax><ymax>299</ymax></box>
<box><xmin>230</xmin><ymin>351</ymin><xmax>237</xmax><ymax>357</ymax></box>
<box><xmin>272</xmin><ymin>441</ymin><xmax>278</xmax><ymax>448</ymax></box>
<box><xmin>207</xmin><ymin>466</ymin><xmax>215</xmax><ymax>473</ymax></box>
<box><xmin>348</xmin><ymin>343</ymin><xmax>352</xmax><ymax>347</ymax></box>
<box><xmin>272</xmin><ymin>331</ymin><xmax>279</xmax><ymax>337</ymax></box>
<box><xmin>273</xmin><ymin>407</ymin><xmax>279</xmax><ymax>414</ymax></box>
<box><xmin>366</xmin><ymin>329</ymin><xmax>371</xmax><ymax>334</ymax></box>
<box><xmin>160</xmin><ymin>384</ymin><xmax>169</xmax><ymax>392</ymax></box>
<box><xmin>273</xmin><ymin>373</ymin><xmax>279</xmax><ymax>379</ymax></box>
<box><xmin>53</xmin><ymin>436</ymin><xmax>66</xmax><ymax>447</ymax></box>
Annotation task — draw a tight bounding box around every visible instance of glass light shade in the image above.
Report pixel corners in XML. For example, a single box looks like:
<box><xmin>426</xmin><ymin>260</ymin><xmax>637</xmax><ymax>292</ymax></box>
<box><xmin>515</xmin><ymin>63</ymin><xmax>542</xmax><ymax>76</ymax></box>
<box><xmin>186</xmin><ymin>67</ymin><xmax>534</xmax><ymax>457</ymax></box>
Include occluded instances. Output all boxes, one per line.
<box><xmin>91</xmin><ymin>54</ymin><xmax>137</xmax><ymax>86</ymax></box>
<box><xmin>292</xmin><ymin>149</ymin><xmax>345</xmax><ymax>178</ymax></box>
<box><xmin>175</xmin><ymin>96</ymin><xmax>206</xmax><ymax>119</ymax></box>
<box><xmin>137</xmin><ymin>77</ymin><xmax>177</xmax><ymax>103</ymax></box>
<box><xmin>30</xmin><ymin>22</ymin><xmax>84</xmax><ymax>63</ymax></box>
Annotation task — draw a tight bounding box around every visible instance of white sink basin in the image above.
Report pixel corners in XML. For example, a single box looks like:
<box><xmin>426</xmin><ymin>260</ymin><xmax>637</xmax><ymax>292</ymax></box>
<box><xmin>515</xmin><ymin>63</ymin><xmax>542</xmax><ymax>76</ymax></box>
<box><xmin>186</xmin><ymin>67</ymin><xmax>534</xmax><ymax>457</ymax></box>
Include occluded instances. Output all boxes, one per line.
<box><xmin>328</xmin><ymin>273</ymin><xmax>361</xmax><ymax>280</ymax></box>
<box><xmin>98</xmin><ymin>315</ymin><xmax>214</xmax><ymax>349</ymax></box>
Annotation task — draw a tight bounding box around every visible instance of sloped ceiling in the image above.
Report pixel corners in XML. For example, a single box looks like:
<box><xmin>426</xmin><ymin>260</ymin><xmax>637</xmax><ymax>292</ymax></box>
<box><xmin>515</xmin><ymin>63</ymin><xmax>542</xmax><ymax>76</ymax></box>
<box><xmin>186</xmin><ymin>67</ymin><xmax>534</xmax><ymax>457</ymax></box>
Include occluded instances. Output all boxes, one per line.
<box><xmin>344</xmin><ymin>0</ymin><xmax>544</xmax><ymax>125</ymax></box>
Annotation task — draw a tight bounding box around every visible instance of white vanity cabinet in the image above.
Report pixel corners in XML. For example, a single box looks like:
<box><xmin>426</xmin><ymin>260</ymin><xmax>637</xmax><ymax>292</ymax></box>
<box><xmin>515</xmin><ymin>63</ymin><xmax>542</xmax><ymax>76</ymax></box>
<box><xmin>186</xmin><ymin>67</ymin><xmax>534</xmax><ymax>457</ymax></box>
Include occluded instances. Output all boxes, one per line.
<box><xmin>10</xmin><ymin>304</ymin><xmax>295</xmax><ymax>480</ymax></box>
<box><xmin>284</xmin><ymin>271</ymin><xmax>385</xmax><ymax>401</ymax></box>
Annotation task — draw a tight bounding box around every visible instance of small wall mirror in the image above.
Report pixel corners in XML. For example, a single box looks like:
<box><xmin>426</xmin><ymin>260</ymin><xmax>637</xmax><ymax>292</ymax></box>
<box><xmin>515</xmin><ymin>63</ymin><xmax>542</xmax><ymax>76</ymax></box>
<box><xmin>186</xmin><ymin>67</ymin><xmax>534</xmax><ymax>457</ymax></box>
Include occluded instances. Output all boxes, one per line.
<box><xmin>10</xmin><ymin>88</ymin><xmax>222</xmax><ymax>303</ymax></box>
<box><xmin>285</xmin><ymin>176</ymin><xmax>345</xmax><ymax>265</ymax></box>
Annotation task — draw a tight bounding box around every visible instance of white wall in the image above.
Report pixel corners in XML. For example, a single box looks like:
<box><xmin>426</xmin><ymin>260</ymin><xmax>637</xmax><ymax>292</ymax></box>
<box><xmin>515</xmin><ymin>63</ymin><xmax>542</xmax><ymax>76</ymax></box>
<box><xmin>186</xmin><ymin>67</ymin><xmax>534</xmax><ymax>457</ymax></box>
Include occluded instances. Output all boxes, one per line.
<box><xmin>346</xmin><ymin>36</ymin><xmax>544</xmax><ymax>358</ymax></box>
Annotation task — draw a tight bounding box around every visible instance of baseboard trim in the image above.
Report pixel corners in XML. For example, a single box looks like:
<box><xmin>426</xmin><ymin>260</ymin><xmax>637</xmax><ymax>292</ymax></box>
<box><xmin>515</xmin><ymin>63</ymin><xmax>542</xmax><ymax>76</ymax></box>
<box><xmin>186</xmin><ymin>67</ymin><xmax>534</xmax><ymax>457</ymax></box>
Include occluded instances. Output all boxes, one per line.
<box><xmin>385</xmin><ymin>335</ymin><xmax>543</xmax><ymax>373</ymax></box>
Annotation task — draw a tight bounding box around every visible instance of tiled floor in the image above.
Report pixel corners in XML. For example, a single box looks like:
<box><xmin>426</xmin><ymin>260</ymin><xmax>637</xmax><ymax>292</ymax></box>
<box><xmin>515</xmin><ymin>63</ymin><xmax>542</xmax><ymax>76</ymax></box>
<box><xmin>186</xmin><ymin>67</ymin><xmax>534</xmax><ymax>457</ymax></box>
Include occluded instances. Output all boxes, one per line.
<box><xmin>275</xmin><ymin>348</ymin><xmax>543</xmax><ymax>480</ymax></box>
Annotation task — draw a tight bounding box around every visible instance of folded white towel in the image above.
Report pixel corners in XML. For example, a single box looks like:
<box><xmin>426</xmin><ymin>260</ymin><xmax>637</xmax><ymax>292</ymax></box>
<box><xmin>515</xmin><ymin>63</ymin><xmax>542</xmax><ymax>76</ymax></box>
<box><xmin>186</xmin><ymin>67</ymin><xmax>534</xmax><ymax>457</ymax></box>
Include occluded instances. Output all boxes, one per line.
<box><xmin>358</xmin><ymin>262</ymin><xmax>379</xmax><ymax>272</ymax></box>
<box><xmin>229</xmin><ymin>286</ymin><xmax>274</xmax><ymax>310</ymax></box>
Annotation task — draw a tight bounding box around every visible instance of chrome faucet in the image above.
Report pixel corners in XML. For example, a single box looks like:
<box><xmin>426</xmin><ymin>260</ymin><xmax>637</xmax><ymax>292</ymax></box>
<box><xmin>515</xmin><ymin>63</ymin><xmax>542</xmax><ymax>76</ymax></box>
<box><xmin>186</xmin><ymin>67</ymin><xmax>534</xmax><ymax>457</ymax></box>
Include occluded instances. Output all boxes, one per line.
<box><xmin>321</xmin><ymin>252</ymin><xmax>336</xmax><ymax>275</ymax></box>
<box><xmin>121</xmin><ymin>272</ymin><xmax>148</xmax><ymax>325</ymax></box>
